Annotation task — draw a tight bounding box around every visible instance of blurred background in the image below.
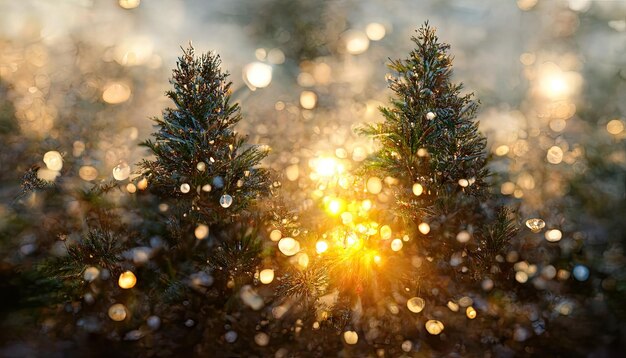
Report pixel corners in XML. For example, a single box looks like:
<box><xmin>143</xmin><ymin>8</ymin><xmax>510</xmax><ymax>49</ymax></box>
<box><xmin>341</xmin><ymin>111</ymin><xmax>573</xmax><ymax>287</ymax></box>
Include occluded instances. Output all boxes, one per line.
<box><xmin>1</xmin><ymin>0</ymin><xmax>625</xmax><ymax>355</ymax></box>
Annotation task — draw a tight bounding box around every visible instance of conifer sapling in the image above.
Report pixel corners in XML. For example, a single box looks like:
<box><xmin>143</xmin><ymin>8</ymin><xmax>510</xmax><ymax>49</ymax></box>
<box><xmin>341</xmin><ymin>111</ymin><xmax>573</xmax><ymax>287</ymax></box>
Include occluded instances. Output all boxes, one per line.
<box><xmin>140</xmin><ymin>47</ymin><xmax>270</xmax><ymax>226</ymax></box>
<box><xmin>359</xmin><ymin>23</ymin><xmax>516</xmax><ymax>278</ymax></box>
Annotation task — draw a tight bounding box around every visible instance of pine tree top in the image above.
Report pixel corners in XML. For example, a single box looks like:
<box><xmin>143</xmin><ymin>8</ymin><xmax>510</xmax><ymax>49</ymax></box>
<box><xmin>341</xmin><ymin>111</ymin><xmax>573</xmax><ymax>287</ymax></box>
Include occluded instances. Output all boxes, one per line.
<box><xmin>360</xmin><ymin>23</ymin><xmax>488</xmax><ymax>198</ymax></box>
<box><xmin>165</xmin><ymin>46</ymin><xmax>240</xmax><ymax>135</ymax></box>
<box><xmin>141</xmin><ymin>47</ymin><xmax>270</xmax><ymax>225</ymax></box>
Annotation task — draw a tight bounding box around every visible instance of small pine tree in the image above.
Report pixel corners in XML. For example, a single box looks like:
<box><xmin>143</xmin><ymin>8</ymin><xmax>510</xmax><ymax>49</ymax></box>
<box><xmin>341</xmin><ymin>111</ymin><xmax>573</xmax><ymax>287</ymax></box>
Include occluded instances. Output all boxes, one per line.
<box><xmin>359</xmin><ymin>23</ymin><xmax>515</xmax><ymax>276</ymax></box>
<box><xmin>9</xmin><ymin>47</ymin><xmax>273</xmax><ymax>356</ymax></box>
<box><xmin>140</xmin><ymin>46</ymin><xmax>270</xmax><ymax>225</ymax></box>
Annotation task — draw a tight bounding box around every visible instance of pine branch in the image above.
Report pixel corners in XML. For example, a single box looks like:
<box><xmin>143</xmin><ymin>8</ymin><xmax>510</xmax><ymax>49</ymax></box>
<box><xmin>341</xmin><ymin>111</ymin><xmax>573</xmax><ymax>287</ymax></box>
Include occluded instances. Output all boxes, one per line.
<box><xmin>277</xmin><ymin>265</ymin><xmax>329</xmax><ymax>306</ymax></box>
<box><xmin>160</xmin><ymin>276</ymin><xmax>190</xmax><ymax>303</ymax></box>
<box><xmin>66</xmin><ymin>229</ymin><xmax>124</xmax><ymax>271</ymax></box>
<box><xmin>23</xmin><ymin>229</ymin><xmax>125</xmax><ymax>306</ymax></box>
<box><xmin>207</xmin><ymin>225</ymin><xmax>263</xmax><ymax>283</ymax></box>
<box><xmin>471</xmin><ymin>207</ymin><xmax>517</xmax><ymax>276</ymax></box>
<box><xmin>18</xmin><ymin>166</ymin><xmax>54</xmax><ymax>198</ymax></box>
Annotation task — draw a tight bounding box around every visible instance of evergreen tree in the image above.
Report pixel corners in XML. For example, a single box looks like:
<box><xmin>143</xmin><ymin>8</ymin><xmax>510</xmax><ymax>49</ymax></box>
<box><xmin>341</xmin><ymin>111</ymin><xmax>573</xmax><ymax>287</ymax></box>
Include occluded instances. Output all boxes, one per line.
<box><xmin>140</xmin><ymin>46</ymin><xmax>270</xmax><ymax>225</ymax></box>
<box><xmin>359</xmin><ymin>23</ymin><xmax>515</xmax><ymax>277</ymax></box>
<box><xmin>4</xmin><ymin>47</ymin><xmax>273</xmax><ymax>356</ymax></box>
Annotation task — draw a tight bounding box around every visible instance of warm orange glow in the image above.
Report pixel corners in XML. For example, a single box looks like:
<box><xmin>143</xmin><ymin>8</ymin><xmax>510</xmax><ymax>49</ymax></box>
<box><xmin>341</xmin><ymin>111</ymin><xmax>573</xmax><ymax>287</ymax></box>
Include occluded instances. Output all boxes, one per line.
<box><xmin>118</xmin><ymin>271</ymin><xmax>137</xmax><ymax>289</ymax></box>
<box><xmin>305</xmin><ymin>153</ymin><xmax>413</xmax><ymax>298</ymax></box>
<box><xmin>278</xmin><ymin>237</ymin><xmax>300</xmax><ymax>256</ymax></box>
<box><xmin>536</xmin><ymin>63</ymin><xmax>582</xmax><ymax>100</ymax></box>
<box><xmin>243</xmin><ymin>62</ymin><xmax>272</xmax><ymax>90</ymax></box>
<box><xmin>366</xmin><ymin>23</ymin><xmax>386</xmax><ymax>41</ymax></box>
<box><xmin>466</xmin><ymin>306</ymin><xmax>477</xmax><ymax>319</ymax></box>
<box><xmin>425</xmin><ymin>320</ymin><xmax>444</xmax><ymax>335</ymax></box>
<box><xmin>259</xmin><ymin>269</ymin><xmax>274</xmax><ymax>284</ymax></box>
<box><xmin>297</xmin><ymin>253</ymin><xmax>309</xmax><ymax>268</ymax></box>
<box><xmin>407</xmin><ymin>297</ymin><xmax>425</xmax><ymax>313</ymax></box>
<box><xmin>316</xmin><ymin>240</ymin><xmax>329</xmax><ymax>254</ymax></box>
<box><xmin>137</xmin><ymin>177</ymin><xmax>148</xmax><ymax>190</ymax></box>
<box><xmin>544</xmin><ymin>75</ymin><xmax>567</xmax><ymax>97</ymax></box>
<box><xmin>119</xmin><ymin>0</ymin><xmax>140</xmax><ymax>9</ymax></box>
<box><xmin>325</xmin><ymin>197</ymin><xmax>344</xmax><ymax>215</ymax></box>
<box><xmin>412</xmin><ymin>183</ymin><xmax>423</xmax><ymax>196</ymax></box>
<box><xmin>300</xmin><ymin>91</ymin><xmax>317</xmax><ymax>109</ymax></box>
<box><xmin>379</xmin><ymin>225</ymin><xmax>392</xmax><ymax>240</ymax></box>
<box><xmin>343</xmin><ymin>330</ymin><xmax>359</xmax><ymax>344</ymax></box>
<box><xmin>343</xmin><ymin>30</ymin><xmax>369</xmax><ymax>55</ymax></box>
<box><xmin>102</xmin><ymin>82</ymin><xmax>131</xmax><ymax>104</ymax></box>
<box><xmin>311</xmin><ymin>157</ymin><xmax>343</xmax><ymax>177</ymax></box>
<box><xmin>344</xmin><ymin>232</ymin><xmax>360</xmax><ymax>248</ymax></box>
<box><xmin>391</xmin><ymin>238</ymin><xmax>403</xmax><ymax>251</ymax></box>
<box><xmin>607</xmin><ymin>119</ymin><xmax>624</xmax><ymax>135</ymax></box>
<box><xmin>195</xmin><ymin>224</ymin><xmax>209</xmax><ymax>240</ymax></box>
<box><xmin>108</xmin><ymin>303</ymin><xmax>127</xmax><ymax>321</ymax></box>
<box><xmin>269</xmin><ymin>229</ymin><xmax>282</xmax><ymax>242</ymax></box>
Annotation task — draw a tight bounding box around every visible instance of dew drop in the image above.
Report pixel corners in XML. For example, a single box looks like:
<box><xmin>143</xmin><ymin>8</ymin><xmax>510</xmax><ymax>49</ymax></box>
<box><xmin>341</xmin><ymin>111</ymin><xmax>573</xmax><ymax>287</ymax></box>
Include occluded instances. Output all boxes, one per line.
<box><xmin>391</xmin><ymin>238</ymin><xmax>403</xmax><ymax>251</ymax></box>
<box><xmin>83</xmin><ymin>266</ymin><xmax>100</xmax><ymax>282</ymax></box>
<box><xmin>225</xmin><ymin>330</ymin><xmax>238</xmax><ymax>343</ymax></box>
<box><xmin>259</xmin><ymin>269</ymin><xmax>274</xmax><ymax>284</ymax></box>
<box><xmin>278</xmin><ymin>237</ymin><xmax>300</xmax><ymax>256</ymax></box>
<box><xmin>343</xmin><ymin>330</ymin><xmax>358</xmax><ymax>344</ymax></box>
<box><xmin>43</xmin><ymin>151</ymin><xmax>63</xmax><ymax>171</ymax></box>
<box><xmin>456</xmin><ymin>230</ymin><xmax>471</xmax><ymax>243</ymax></box>
<box><xmin>406</xmin><ymin>297</ymin><xmax>425</xmax><ymax>313</ymax></box>
<box><xmin>425</xmin><ymin>320</ymin><xmax>444</xmax><ymax>335</ymax></box>
<box><xmin>254</xmin><ymin>332</ymin><xmax>270</xmax><ymax>346</ymax></box>
<box><xmin>525</xmin><ymin>218</ymin><xmax>545</xmax><ymax>233</ymax></box>
<box><xmin>573</xmin><ymin>265</ymin><xmax>589</xmax><ymax>281</ymax></box>
<box><xmin>108</xmin><ymin>303</ymin><xmax>127</xmax><ymax>321</ymax></box>
<box><xmin>545</xmin><ymin>229</ymin><xmax>562</xmax><ymax>242</ymax></box>
<box><xmin>112</xmin><ymin>161</ymin><xmax>131</xmax><ymax>181</ymax></box>
<box><xmin>220</xmin><ymin>194</ymin><xmax>233</xmax><ymax>208</ymax></box>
